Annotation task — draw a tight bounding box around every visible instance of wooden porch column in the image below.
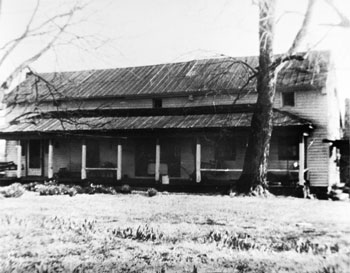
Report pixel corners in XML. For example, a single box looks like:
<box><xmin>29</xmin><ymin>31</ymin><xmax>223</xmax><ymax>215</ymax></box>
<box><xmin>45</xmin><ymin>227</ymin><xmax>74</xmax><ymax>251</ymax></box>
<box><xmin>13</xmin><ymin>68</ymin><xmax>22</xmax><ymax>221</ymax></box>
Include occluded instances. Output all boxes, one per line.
<box><xmin>48</xmin><ymin>140</ymin><xmax>54</xmax><ymax>179</ymax></box>
<box><xmin>81</xmin><ymin>139</ymin><xmax>87</xmax><ymax>180</ymax></box>
<box><xmin>196</xmin><ymin>138</ymin><xmax>201</xmax><ymax>183</ymax></box>
<box><xmin>117</xmin><ymin>143</ymin><xmax>122</xmax><ymax>180</ymax></box>
<box><xmin>155</xmin><ymin>139</ymin><xmax>160</xmax><ymax>181</ymax></box>
<box><xmin>16</xmin><ymin>140</ymin><xmax>22</xmax><ymax>178</ymax></box>
<box><xmin>298</xmin><ymin>134</ymin><xmax>305</xmax><ymax>186</ymax></box>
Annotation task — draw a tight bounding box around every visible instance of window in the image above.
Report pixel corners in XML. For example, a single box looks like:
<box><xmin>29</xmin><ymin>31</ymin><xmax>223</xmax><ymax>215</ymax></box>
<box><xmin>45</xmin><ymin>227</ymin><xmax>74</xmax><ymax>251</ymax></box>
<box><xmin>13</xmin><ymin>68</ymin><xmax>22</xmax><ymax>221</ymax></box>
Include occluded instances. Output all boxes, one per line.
<box><xmin>278</xmin><ymin>136</ymin><xmax>299</xmax><ymax>160</ymax></box>
<box><xmin>282</xmin><ymin>92</ymin><xmax>295</xmax><ymax>106</ymax></box>
<box><xmin>153</xmin><ymin>98</ymin><xmax>162</xmax><ymax>108</ymax></box>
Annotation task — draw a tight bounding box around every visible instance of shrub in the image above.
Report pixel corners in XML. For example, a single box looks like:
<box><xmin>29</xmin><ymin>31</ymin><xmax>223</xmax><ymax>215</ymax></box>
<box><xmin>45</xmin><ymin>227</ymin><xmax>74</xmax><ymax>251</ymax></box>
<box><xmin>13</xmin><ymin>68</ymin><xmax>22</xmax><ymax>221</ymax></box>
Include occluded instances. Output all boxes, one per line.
<box><xmin>0</xmin><ymin>183</ymin><xmax>25</xmax><ymax>198</ymax></box>
<box><xmin>39</xmin><ymin>184</ymin><xmax>73</xmax><ymax>196</ymax></box>
<box><xmin>68</xmin><ymin>187</ymin><xmax>78</xmax><ymax>197</ymax></box>
<box><xmin>147</xmin><ymin>188</ymin><xmax>158</xmax><ymax>197</ymax></box>
<box><xmin>23</xmin><ymin>182</ymin><xmax>39</xmax><ymax>191</ymax></box>
<box><xmin>120</xmin><ymin>184</ymin><xmax>131</xmax><ymax>194</ymax></box>
<box><xmin>72</xmin><ymin>185</ymin><xmax>84</xmax><ymax>194</ymax></box>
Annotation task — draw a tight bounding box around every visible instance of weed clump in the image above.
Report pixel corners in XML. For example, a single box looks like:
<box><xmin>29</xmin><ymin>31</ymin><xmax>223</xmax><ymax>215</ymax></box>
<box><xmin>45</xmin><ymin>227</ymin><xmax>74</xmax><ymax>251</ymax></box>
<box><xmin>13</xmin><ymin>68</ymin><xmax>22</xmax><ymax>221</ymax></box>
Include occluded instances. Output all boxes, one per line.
<box><xmin>111</xmin><ymin>224</ymin><xmax>163</xmax><ymax>241</ymax></box>
<box><xmin>147</xmin><ymin>188</ymin><xmax>158</xmax><ymax>197</ymax></box>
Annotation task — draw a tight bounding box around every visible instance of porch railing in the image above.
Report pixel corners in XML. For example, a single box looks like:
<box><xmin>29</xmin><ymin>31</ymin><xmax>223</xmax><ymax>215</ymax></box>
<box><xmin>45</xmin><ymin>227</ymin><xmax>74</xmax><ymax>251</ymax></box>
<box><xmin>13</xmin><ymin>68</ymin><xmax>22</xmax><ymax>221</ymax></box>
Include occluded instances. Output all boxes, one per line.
<box><xmin>85</xmin><ymin>167</ymin><xmax>119</xmax><ymax>179</ymax></box>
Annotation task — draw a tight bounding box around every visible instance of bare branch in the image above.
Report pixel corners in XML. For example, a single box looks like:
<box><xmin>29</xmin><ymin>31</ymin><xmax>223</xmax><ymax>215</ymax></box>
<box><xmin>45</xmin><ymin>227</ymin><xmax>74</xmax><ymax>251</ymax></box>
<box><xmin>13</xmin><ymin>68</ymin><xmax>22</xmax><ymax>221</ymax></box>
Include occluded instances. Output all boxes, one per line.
<box><xmin>324</xmin><ymin>0</ymin><xmax>350</xmax><ymax>28</ymax></box>
<box><xmin>3</xmin><ymin>5</ymin><xmax>77</xmax><ymax>88</ymax></box>
<box><xmin>268</xmin><ymin>0</ymin><xmax>317</xmax><ymax>73</ymax></box>
<box><xmin>0</xmin><ymin>0</ymin><xmax>40</xmax><ymax>66</ymax></box>
<box><xmin>288</xmin><ymin>0</ymin><xmax>317</xmax><ymax>54</ymax></box>
<box><xmin>270</xmin><ymin>54</ymin><xmax>305</xmax><ymax>71</ymax></box>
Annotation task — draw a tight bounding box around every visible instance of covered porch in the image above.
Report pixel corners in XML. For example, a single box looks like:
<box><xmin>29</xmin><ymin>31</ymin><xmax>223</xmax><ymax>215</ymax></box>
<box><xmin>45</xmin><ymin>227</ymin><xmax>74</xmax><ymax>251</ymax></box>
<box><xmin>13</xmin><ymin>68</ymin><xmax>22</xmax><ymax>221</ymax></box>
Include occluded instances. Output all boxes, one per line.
<box><xmin>0</xmin><ymin>106</ymin><xmax>313</xmax><ymax>190</ymax></box>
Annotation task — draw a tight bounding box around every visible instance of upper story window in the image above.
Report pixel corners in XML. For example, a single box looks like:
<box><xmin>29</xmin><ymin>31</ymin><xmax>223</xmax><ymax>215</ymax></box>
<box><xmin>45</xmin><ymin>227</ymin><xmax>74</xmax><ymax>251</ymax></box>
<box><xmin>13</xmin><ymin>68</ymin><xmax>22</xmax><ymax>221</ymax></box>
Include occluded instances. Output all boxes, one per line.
<box><xmin>153</xmin><ymin>98</ymin><xmax>162</xmax><ymax>108</ymax></box>
<box><xmin>282</xmin><ymin>92</ymin><xmax>295</xmax><ymax>107</ymax></box>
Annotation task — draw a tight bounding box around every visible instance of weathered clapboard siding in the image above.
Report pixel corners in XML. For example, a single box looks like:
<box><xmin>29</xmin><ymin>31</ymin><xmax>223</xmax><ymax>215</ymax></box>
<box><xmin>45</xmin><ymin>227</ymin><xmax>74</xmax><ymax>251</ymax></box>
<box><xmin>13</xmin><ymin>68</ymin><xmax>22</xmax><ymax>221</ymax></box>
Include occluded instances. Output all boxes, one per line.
<box><xmin>278</xmin><ymin>90</ymin><xmax>330</xmax><ymax>187</ymax></box>
<box><xmin>4</xmin><ymin>140</ymin><xmax>19</xmax><ymax>177</ymax></box>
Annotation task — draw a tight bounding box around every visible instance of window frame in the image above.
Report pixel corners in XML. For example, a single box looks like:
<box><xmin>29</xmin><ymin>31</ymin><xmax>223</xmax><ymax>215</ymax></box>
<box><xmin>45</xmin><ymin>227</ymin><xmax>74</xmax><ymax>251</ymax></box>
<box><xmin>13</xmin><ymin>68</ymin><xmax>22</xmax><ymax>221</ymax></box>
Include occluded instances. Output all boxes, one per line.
<box><xmin>282</xmin><ymin>92</ymin><xmax>295</xmax><ymax>107</ymax></box>
<box><xmin>152</xmin><ymin>98</ymin><xmax>162</xmax><ymax>108</ymax></box>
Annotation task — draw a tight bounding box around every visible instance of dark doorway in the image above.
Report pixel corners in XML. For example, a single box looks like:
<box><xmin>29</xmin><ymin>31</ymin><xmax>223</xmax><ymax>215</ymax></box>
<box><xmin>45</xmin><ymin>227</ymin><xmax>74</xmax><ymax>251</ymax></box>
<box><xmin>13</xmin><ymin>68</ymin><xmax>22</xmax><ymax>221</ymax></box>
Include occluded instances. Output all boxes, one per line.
<box><xmin>135</xmin><ymin>139</ymin><xmax>155</xmax><ymax>177</ymax></box>
<box><xmin>29</xmin><ymin>140</ymin><xmax>41</xmax><ymax>169</ymax></box>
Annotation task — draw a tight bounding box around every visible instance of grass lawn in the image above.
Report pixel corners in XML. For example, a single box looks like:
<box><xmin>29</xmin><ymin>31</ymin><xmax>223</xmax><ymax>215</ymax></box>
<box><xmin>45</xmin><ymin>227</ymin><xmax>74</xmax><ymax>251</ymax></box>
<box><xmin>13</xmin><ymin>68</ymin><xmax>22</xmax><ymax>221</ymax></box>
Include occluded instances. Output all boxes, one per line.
<box><xmin>0</xmin><ymin>191</ymin><xmax>350</xmax><ymax>273</ymax></box>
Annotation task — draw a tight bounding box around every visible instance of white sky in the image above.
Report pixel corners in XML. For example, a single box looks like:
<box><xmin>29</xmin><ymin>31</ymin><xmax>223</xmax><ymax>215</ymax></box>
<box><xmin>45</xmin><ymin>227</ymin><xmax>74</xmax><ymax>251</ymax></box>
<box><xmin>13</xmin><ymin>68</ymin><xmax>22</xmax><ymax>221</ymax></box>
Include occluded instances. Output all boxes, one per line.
<box><xmin>0</xmin><ymin>0</ymin><xmax>349</xmax><ymax>90</ymax></box>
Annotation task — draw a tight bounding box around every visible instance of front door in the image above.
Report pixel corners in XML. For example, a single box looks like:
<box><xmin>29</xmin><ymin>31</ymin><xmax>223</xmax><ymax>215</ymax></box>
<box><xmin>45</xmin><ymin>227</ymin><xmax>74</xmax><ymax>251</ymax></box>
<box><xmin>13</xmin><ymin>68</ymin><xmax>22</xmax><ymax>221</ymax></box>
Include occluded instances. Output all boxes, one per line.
<box><xmin>28</xmin><ymin>140</ymin><xmax>42</xmax><ymax>176</ymax></box>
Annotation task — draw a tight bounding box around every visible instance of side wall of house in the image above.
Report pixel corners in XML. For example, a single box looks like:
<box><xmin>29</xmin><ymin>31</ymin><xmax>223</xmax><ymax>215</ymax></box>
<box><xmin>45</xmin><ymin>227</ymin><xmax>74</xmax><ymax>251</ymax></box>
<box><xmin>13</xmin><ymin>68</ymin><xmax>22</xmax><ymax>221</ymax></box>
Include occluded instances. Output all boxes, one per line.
<box><xmin>326</xmin><ymin>78</ymin><xmax>342</xmax><ymax>186</ymax></box>
<box><xmin>4</xmin><ymin>140</ymin><xmax>20</xmax><ymax>177</ymax></box>
<box><xmin>276</xmin><ymin>90</ymin><xmax>331</xmax><ymax>187</ymax></box>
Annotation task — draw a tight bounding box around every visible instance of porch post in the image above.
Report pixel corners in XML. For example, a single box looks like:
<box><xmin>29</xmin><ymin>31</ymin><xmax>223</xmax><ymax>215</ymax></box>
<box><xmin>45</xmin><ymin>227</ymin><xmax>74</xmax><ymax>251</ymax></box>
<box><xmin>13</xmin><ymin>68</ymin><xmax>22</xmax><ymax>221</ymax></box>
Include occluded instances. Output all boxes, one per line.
<box><xmin>196</xmin><ymin>138</ymin><xmax>201</xmax><ymax>183</ymax></box>
<box><xmin>298</xmin><ymin>134</ymin><xmax>305</xmax><ymax>185</ymax></box>
<box><xmin>155</xmin><ymin>139</ymin><xmax>160</xmax><ymax>181</ymax></box>
<box><xmin>48</xmin><ymin>139</ymin><xmax>54</xmax><ymax>179</ymax></box>
<box><xmin>16</xmin><ymin>140</ymin><xmax>22</xmax><ymax>178</ymax></box>
<box><xmin>117</xmin><ymin>143</ymin><xmax>122</xmax><ymax>180</ymax></box>
<box><xmin>81</xmin><ymin>139</ymin><xmax>87</xmax><ymax>180</ymax></box>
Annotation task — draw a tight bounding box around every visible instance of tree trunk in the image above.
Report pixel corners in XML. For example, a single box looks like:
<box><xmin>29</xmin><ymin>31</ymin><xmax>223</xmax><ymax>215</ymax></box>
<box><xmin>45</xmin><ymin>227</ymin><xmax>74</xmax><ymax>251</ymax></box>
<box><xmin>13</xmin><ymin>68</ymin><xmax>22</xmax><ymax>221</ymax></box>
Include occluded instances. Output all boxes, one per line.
<box><xmin>237</xmin><ymin>0</ymin><xmax>276</xmax><ymax>194</ymax></box>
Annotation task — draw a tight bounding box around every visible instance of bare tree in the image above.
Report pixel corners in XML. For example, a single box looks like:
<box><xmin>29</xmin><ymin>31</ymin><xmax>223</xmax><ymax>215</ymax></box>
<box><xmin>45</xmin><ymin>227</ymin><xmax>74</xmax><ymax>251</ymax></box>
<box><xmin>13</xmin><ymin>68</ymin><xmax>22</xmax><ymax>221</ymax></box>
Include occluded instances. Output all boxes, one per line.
<box><xmin>0</xmin><ymin>0</ymin><xmax>89</xmax><ymax>97</ymax></box>
<box><xmin>237</xmin><ymin>0</ymin><xmax>348</xmax><ymax>195</ymax></box>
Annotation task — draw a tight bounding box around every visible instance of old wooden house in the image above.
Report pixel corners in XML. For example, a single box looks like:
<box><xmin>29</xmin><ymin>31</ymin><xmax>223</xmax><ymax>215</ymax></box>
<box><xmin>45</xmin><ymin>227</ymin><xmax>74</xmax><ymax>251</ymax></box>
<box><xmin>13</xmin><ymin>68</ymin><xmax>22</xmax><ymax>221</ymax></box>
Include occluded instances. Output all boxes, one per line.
<box><xmin>0</xmin><ymin>51</ymin><xmax>345</xmax><ymax>194</ymax></box>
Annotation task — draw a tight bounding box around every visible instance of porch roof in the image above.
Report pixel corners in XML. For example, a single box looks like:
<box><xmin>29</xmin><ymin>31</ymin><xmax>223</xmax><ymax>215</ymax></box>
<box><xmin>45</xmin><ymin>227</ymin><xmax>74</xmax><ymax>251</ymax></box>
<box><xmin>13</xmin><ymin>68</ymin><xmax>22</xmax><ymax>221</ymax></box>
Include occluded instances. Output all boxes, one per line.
<box><xmin>1</xmin><ymin>109</ymin><xmax>313</xmax><ymax>135</ymax></box>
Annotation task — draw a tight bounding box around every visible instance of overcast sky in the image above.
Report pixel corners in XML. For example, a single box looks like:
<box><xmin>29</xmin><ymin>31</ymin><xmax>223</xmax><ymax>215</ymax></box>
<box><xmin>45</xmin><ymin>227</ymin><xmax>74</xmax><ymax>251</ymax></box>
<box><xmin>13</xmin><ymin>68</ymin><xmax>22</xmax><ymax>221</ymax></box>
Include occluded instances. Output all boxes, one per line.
<box><xmin>0</xmin><ymin>0</ymin><xmax>349</xmax><ymax>78</ymax></box>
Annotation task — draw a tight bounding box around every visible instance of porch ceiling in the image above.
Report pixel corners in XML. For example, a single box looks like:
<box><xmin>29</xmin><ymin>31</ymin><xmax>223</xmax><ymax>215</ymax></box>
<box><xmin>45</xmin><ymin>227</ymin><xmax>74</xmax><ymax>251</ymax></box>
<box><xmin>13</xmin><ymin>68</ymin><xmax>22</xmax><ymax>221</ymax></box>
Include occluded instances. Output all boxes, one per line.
<box><xmin>0</xmin><ymin>109</ymin><xmax>313</xmax><ymax>135</ymax></box>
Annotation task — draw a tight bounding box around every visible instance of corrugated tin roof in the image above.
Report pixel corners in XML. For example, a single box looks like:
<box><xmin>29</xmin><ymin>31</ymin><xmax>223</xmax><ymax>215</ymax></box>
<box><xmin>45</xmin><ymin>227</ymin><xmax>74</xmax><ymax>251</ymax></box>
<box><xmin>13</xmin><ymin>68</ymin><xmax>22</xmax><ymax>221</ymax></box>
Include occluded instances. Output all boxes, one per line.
<box><xmin>1</xmin><ymin>109</ymin><xmax>312</xmax><ymax>134</ymax></box>
<box><xmin>5</xmin><ymin>51</ymin><xmax>330</xmax><ymax>104</ymax></box>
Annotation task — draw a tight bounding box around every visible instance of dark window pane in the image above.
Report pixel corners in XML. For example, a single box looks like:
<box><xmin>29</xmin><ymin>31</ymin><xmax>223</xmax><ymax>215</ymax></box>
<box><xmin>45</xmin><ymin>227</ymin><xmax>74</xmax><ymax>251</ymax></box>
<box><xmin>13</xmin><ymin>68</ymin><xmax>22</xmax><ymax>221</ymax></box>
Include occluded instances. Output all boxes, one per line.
<box><xmin>282</xmin><ymin>92</ymin><xmax>295</xmax><ymax>106</ymax></box>
<box><xmin>153</xmin><ymin>98</ymin><xmax>162</xmax><ymax>108</ymax></box>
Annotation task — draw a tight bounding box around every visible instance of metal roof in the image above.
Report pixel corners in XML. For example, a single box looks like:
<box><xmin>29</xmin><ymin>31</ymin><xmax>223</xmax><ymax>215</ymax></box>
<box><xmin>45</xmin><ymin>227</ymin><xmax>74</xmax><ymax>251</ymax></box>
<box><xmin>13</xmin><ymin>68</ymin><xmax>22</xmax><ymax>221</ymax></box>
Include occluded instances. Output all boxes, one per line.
<box><xmin>5</xmin><ymin>51</ymin><xmax>330</xmax><ymax>104</ymax></box>
<box><xmin>1</xmin><ymin>109</ymin><xmax>312</xmax><ymax>134</ymax></box>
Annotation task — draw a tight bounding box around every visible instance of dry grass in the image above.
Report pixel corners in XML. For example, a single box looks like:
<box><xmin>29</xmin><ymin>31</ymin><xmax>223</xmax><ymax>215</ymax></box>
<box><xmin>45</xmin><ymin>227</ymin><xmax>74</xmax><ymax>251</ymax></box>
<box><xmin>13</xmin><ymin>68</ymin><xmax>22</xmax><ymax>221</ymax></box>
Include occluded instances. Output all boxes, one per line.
<box><xmin>0</xmin><ymin>191</ymin><xmax>350</xmax><ymax>272</ymax></box>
